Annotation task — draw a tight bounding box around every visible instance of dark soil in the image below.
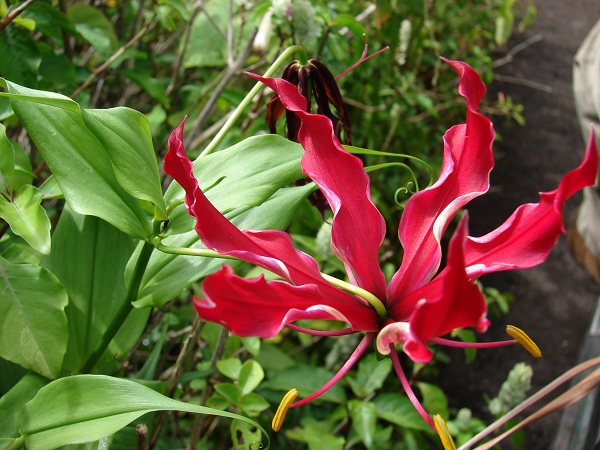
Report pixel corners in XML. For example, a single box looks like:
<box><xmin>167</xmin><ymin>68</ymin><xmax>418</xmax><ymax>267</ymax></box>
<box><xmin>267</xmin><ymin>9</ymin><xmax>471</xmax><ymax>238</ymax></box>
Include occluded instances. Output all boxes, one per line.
<box><xmin>440</xmin><ymin>2</ymin><xmax>600</xmax><ymax>448</ymax></box>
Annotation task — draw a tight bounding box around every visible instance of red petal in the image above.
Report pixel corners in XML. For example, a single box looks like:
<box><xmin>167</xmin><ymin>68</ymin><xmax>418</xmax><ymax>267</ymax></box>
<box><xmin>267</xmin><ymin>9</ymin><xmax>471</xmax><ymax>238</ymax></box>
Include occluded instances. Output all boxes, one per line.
<box><xmin>388</xmin><ymin>215</ymin><xmax>489</xmax><ymax>362</ymax></box>
<box><xmin>195</xmin><ymin>266</ymin><xmax>380</xmax><ymax>337</ymax></box>
<box><xmin>464</xmin><ymin>133</ymin><xmax>599</xmax><ymax>277</ymax></box>
<box><xmin>249</xmin><ymin>74</ymin><xmax>387</xmax><ymax>299</ymax></box>
<box><xmin>164</xmin><ymin>118</ymin><xmax>336</xmax><ymax>290</ymax></box>
<box><xmin>387</xmin><ymin>59</ymin><xmax>495</xmax><ymax>304</ymax></box>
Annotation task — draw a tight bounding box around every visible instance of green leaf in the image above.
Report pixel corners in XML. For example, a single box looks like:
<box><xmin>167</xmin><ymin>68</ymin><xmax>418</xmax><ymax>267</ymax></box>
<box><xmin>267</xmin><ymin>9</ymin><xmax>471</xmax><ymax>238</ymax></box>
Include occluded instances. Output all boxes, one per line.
<box><xmin>81</xmin><ymin>107</ymin><xmax>167</xmax><ymax>219</ymax></box>
<box><xmin>241</xmin><ymin>337</ymin><xmax>261</xmax><ymax>356</ymax></box>
<box><xmin>231</xmin><ymin>419</ymin><xmax>263</xmax><ymax>450</ymax></box>
<box><xmin>348</xmin><ymin>400</ymin><xmax>377</xmax><ymax>449</ymax></box>
<box><xmin>240</xmin><ymin>393</ymin><xmax>269</xmax><ymax>417</ymax></box>
<box><xmin>0</xmin><ymin>256</ymin><xmax>68</xmax><ymax>379</ymax></box>
<box><xmin>43</xmin><ymin>207</ymin><xmax>148</xmax><ymax>373</ymax></box>
<box><xmin>0</xmin><ymin>372</ymin><xmax>48</xmax><ymax>439</ymax></box>
<box><xmin>238</xmin><ymin>360</ymin><xmax>264</xmax><ymax>396</ymax></box>
<box><xmin>216</xmin><ymin>357</ymin><xmax>242</xmax><ymax>380</ymax></box>
<box><xmin>0</xmin><ymin>123</ymin><xmax>15</xmax><ymax>193</ymax></box>
<box><xmin>417</xmin><ymin>382</ymin><xmax>449</xmax><ymax>423</ymax></box>
<box><xmin>66</xmin><ymin>4</ymin><xmax>118</xmax><ymax>58</ymax></box>
<box><xmin>286</xmin><ymin>418</ymin><xmax>345</xmax><ymax>450</ymax></box>
<box><xmin>0</xmin><ymin>27</ymin><xmax>41</xmax><ymax>87</ymax></box>
<box><xmin>214</xmin><ymin>383</ymin><xmax>242</xmax><ymax>404</ymax></box>
<box><xmin>0</xmin><ymin>185</ymin><xmax>51</xmax><ymax>254</ymax></box>
<box><xmin>372</xmin><ymin>393</ymin><xmax>434</xmax><ymax>433</ymax></box>
<box><xmin>20</xmin><ymin>375</ymin><xmax>270</xmax><ymax>450</ymax></box>
<box><xmin>0</xmin><ymin>79</ymin><xmax>156</xmax><ymax>238</ymax></box>
<box><xmin>347</xmin><ymin>353</ymin><xmax>392</xmax><ymax>398</ymax></box>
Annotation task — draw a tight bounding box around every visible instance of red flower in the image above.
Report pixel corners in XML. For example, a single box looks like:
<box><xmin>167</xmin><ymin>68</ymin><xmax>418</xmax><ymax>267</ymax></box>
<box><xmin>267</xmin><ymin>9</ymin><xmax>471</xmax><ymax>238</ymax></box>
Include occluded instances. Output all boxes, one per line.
<box><xmin>164</xmin><ymin>59</ymin><xmax>598</xmax><ymax>433</ymax></box>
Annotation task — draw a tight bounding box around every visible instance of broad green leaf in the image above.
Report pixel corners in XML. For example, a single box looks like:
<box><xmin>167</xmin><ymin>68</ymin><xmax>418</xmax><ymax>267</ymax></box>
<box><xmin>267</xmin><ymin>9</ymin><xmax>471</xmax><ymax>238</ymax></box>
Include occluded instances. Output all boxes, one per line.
<box><xmin>0</xmin><ymin>372</ymin><xmax>48</xmax><ymax>439</ymax></box>
<box><xmin>0</xmin><ymin>27</ymin><xmax>41</xmax><ymax>88</ymax></box>
<box><xmin>20</xmin><ymin>375</ymin><xmax>269</xmax><ymax>450</ymax></box>
<box><xmin>347</xmin><ymin>353</ymin><xmax>392</xmax><ymax>398</ymax></box>
<box><xmin>214</xmin><ymin>383</ymin><xmax>242</xmax><ymax>404</ymax></box>
<box><xmin>417</xmin><ymin>382</ymin><xmax>449</xmax><ymax>418</ymax></box>
<box><xmin>0</xmin><ymin>124</ymin><xmax>14</xmax><ymax>193</ymax></box>
<box><xmin>231</xmin><ymin>419</ymin><xmax>263</xmax><ymax>450</ymax></box>
<box><xmin>183</xmin><ymin>2</ymin><xmax>228</xmax><ymax>68</ymax></box>
<box><xmin>81</xmin><ymin>107</ymin><xmax>167</xmax><ymax>219</ymax></box>
<box><xmin>0</xmin><ymin>256</ymin><xmax>68</xmax><ymax>379</ymax></box>
<box><xmin>0</xmin><ymin>79</ymin><xmax>160</xmax><ymax>238</ymax></box>
<box><xmin>216</xmin><ymin>358</ymin><xmax>242</xmax><ymax>380</ymax></box>
<box><xmin>240</xmin><ymin>393</ymin><xmax>269</xmax><ymax>416</ymax></box>
<box><xmin>43</xmin><ymin>207</ymin><xmax>148</xmax><ymax>373</ymax></box>
<box><xmin>348</xmin><ymin>400</ymin><xmax>377</xmax><ymax>449</ymax></box>
<box><xmin>238</xmin><ymin>360</ymin><xmax>264</xmax><ymax>396</ymax></box>
<box><xmin>0</xmin><ymin>185</ymin><xmax>51</xmax><ymax>254</ymax></box>
<box><xmin>372</xmin><ymin>393</ymin><xmax>435</xmax><ymax>433</ymax></box>
<box><xmin>66</xmin><ymin>4</ymin><xmax>118</xmax><ymax>58</ymax></box>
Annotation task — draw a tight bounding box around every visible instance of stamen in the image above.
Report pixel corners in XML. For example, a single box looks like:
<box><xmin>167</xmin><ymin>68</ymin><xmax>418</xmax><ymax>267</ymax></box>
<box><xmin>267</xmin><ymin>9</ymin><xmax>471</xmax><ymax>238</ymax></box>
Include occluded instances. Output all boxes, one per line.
<box><xmin>272</xmin><ymin>388</ymin><xmax>298</xmax><ymax>432</ymax></box>
<box><xmin>506</xmin><ymin>325</ymin><xmax>542</xmax><ymax>358</ymax></box>
<box><xmin>433</xmin><ymin>414</ymin><xmax>457</xmax><ymax>450</ymax></box>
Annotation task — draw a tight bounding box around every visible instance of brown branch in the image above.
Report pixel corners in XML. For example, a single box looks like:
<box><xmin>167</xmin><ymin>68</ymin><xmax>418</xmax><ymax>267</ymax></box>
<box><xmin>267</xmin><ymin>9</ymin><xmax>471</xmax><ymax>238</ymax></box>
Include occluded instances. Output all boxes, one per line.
<box><xmin>0</xmin><ymin>0</ymin><xmax>37</xmax><ymax>33</ymax></box>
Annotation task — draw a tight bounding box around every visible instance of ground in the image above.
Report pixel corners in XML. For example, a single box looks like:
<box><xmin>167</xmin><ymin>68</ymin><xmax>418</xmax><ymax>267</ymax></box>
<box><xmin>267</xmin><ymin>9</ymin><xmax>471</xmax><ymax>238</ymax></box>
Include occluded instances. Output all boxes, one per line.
<box><xmin>439</xmin><ymin>2</ymin><xmax>600</xmax><ymax>448</ymax></box>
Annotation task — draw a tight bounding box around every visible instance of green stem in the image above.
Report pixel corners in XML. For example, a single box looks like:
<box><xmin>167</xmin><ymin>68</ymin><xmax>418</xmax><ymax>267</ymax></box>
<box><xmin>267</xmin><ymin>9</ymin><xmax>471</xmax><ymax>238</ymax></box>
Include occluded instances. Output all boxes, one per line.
<box><xmin>320</xmin><ymin>273</ymin><xmax>388</xmax><ymax>319</ymax></box>
<box><xmin>153</xmin><ymin>241</ymin><xmax>236</xmax><ymax>260</ymax></box>
<box><xmin>198</xmin><ymin>44</ymin><xmax>307</xmax><ymax>158</ymax></box>
<box><xmin>80</xmin><ymin>240</ymin><xmax>155</xmax><ymax>373</ymax></box>
<box><xmin>5</xmin><ymin>436</ymin><xmax>25</xmax><ymax>450</ymax></box>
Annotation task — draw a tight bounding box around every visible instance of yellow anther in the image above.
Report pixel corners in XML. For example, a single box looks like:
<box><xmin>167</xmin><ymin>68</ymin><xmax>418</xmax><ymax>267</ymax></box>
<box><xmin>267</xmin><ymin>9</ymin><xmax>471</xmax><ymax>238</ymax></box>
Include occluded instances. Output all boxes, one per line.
<box><xmin>506</xmin><ymin>325</ymin><xmax>542</xmax><ymax>358</ymax></box>
<box><xmin>272</xmin><ymin>388</ymin><xmax>298</xmax><ymax>432</ymax></box>
<box><xmin>433</xmin><ymin>414</ymin><xmax>456</xmax><ymax>450</ymax></box>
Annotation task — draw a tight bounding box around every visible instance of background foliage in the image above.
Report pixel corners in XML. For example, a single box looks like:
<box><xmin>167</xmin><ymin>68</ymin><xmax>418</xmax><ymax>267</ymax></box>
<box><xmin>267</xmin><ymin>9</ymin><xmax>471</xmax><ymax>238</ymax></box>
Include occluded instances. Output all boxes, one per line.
<box><xmin>0</xmin><ymin>0</ymin><xmax>532</xmax><ymax>449</ymax></box>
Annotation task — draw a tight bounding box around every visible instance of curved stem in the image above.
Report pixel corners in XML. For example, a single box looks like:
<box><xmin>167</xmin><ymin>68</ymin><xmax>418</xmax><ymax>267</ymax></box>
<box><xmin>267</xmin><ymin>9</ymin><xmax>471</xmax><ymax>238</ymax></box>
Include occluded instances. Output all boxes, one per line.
<box><xmin>81</xmin><ymin>240</ymin><xmax>155</xmax><ymax>373</ymax></box>
<box><xmin>389</xmin><ymin>344</ymin><xmax>435</xmax><ymax>429</ymax></box>
<box><xmin>291</xmin><ymin>333</ymin><xmax>375</xmax><ymax>408</ymax></box>
<box><xmin>153</xmin><ymin>241</ymin><xmax>236</xmax><ymax>260</ymax></box>
<box><xmin>199</xmin><ymin>45</ymin><xmax>307</xmax><ymax>158</ymax></box>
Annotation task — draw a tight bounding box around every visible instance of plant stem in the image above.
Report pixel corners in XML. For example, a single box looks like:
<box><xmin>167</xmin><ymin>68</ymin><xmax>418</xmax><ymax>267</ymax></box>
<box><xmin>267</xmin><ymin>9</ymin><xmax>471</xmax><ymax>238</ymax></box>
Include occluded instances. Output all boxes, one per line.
<box><xmin>197</xmin><ymin>44</ymin><xmax>307</xmax><ymax>158</ymax></box>
<box><xmin>0</xmin><ymin>0</ymin><xmax>36</xmax><ymax>32</ymax></box>
<box><xmin>80</xmin><ymin>240</ymin><xmax>155</xmax><ymax>373</ymax></box>
<box><xmin>5</xmin><ymin>436</ymin><xmax>25</xmax><ymax>450</ymax></box>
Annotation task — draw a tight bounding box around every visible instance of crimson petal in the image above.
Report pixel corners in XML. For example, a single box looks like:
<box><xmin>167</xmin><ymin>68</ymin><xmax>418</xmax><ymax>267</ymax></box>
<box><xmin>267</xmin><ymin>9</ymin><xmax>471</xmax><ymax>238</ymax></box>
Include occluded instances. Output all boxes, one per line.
<box><xmin>385</xmin><ymin>214</ymin><xmax>489</xmax><ymax>362</ymax></box>
<box><xmin>249</xmin><ymin>74</ymin><xmax>387</xmax><ymax>299</ymax></box>
<box><xmin>387</xmin><ymin>59</ymin><xmax>495</xmax><ymax>305</ymax></box>
<box><xmin>164</xmin><ymin>118</ymin><xmax>334</xmax><ymax>289</ymax></box>
<box><xmin>464</xmin><ymin>133</ymin><xmax>599</xmax><ymax>278</ymax></box>
<box><xmin>195</xmin><ymin>266</ymin><xmax>380</xmax><ymax>337</ymax></box>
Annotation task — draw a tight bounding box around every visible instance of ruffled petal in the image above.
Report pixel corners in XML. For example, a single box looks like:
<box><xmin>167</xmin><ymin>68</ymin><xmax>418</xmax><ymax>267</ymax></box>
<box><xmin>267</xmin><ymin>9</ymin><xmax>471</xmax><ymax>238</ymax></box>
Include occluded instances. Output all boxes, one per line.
<box><xmin>464</xmin><ymin>133</ymin><xmax>599</xmax><ymax>278</ymax></box>
<box><xmin>249</xmin><ymin>73</ymin><xmax>388</xmax><ymax>301</ymax></box>
<box><xmin>195</xmin><ymin>266</ymin><xmax>380</xmax><ymax>337</ymax></box>
<box><xmin>387</xmin><ymin>59</ymin><xmax>495</xmax><ymax>304</ymax></box>
<box><xmin>384</xmin><ymin>214</ymin><xmax>489</xmax><ymax>363</ymax></box>
<box><xmin>164</xmin><ymin>118</ymin><xmax>335</xmax><ymax>289</ymax></box>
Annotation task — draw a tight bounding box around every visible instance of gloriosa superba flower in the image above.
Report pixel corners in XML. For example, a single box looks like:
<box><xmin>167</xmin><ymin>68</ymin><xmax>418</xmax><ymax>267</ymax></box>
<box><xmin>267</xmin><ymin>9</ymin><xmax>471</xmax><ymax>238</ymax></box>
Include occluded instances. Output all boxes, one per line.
<box><xmin>164</xmin><ymin>58</ymin><xmax>598</xmax><ymax>447</ymax></box>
